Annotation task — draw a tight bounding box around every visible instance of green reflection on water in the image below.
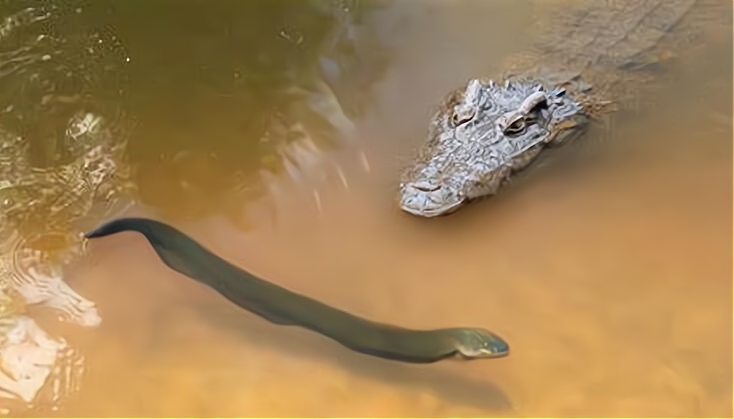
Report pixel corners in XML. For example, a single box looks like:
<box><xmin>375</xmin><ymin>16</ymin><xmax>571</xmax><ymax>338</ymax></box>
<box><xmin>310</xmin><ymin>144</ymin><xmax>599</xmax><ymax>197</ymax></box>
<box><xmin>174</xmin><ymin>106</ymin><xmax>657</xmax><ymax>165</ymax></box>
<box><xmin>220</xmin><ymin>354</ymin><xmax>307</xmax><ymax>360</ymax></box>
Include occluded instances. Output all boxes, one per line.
<box><xmin>1</xmin><ymin>0</ymin><xmax>389</xmax><ymax>223</ymax></box>
<box><xmin>0</xmin><ymin>1</ymin><xmax>388</xmax><ymax>410</ymax></box>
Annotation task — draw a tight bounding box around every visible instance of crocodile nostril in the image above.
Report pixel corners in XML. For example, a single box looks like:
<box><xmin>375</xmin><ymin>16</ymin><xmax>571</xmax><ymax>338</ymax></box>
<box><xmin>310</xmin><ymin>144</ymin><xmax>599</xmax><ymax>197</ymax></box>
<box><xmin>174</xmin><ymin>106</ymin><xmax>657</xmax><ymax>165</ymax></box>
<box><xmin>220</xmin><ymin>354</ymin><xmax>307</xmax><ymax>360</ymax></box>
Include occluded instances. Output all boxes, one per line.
<box><xmin>413</xmin><ymin>181</ymin><xmax>440</xmax><ymax>192</ymax></box>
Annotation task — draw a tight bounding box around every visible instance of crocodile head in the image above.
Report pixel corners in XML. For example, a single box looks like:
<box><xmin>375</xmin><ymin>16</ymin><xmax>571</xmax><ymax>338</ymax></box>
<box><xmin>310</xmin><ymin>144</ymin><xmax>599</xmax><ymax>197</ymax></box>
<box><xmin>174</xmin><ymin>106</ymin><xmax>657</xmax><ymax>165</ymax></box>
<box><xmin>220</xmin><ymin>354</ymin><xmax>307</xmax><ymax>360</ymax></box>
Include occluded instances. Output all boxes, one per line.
<box><xmin>398</xmin><ymin>77</ymin><xmax>589</xmax><ymax>217</ymax></box>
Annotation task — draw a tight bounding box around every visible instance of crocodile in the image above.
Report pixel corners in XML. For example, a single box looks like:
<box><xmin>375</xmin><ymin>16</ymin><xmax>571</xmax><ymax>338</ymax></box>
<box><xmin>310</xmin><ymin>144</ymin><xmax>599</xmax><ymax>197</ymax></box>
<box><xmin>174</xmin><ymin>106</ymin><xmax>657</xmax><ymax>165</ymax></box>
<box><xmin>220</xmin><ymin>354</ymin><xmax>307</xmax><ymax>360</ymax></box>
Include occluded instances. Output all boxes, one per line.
<box><xmin>397</xmin><ymin>0</ymin><xmax>712</xmax><ymax>217</ymax></box>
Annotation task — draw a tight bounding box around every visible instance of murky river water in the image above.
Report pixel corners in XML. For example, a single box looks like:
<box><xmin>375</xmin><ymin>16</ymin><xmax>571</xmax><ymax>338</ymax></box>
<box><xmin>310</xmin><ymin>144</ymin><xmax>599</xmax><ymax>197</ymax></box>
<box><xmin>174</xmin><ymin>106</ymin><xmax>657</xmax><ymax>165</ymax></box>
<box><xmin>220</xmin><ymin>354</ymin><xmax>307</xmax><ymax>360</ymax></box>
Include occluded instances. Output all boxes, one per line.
<box><xmin>2</xmin><ymin>0</ymin><xmax>732</xmax><ymax>417</ymax></box>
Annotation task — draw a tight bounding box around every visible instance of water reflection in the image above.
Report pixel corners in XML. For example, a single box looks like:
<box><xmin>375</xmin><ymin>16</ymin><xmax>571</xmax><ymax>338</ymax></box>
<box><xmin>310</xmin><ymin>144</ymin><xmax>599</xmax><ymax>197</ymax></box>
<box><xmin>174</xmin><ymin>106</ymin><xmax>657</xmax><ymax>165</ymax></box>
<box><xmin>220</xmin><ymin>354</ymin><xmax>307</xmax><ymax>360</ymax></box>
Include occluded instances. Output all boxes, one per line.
<box><xmin>116</xmin><ymin>0</ymin><xmax>389</xmax><ymax>223</ymax></box>
<box><xmin>1</xmin><ymin>0</ymin><xmax>385</xmax><ymax>412</ymax></box>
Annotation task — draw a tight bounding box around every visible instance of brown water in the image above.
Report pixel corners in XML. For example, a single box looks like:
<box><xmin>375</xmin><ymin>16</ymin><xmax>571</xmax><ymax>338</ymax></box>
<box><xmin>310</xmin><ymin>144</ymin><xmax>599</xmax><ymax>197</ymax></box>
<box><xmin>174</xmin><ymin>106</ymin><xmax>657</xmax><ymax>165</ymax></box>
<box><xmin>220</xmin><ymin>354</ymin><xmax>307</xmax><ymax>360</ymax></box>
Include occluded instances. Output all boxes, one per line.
<box><xmin>13</xmin><ymin>0</ymin><xmax>734</xmax><ymax>417</ymax></box>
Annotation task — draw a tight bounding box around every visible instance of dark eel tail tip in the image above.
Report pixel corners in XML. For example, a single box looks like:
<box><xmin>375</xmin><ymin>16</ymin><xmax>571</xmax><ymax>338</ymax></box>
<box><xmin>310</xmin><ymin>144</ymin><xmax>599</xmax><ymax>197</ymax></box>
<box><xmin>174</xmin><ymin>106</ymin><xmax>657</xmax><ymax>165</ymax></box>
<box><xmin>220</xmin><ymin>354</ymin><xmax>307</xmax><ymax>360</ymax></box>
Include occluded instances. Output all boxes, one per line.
<box><xmin>84</xmin><ymin>218</ymin><xmax>144</xmax><ymax>240</ymax></box>
<box><xmin>84</xmin><ymin>226</ymin><xmax>111</xmax><ymax>239</ymax></box>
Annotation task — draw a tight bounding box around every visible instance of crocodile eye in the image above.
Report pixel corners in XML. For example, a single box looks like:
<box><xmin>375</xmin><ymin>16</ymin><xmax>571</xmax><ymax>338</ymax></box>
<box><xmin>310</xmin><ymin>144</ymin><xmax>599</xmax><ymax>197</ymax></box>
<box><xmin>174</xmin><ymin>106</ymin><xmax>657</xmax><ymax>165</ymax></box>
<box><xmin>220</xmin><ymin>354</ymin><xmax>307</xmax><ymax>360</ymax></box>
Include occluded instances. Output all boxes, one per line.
<box><xmin>504</xmin><ymin>118</ymin><xmax>526</xmax><ymax>135</ymax></box>
<box><xmin>451</xmin><ymin>108</ymin><xmax>476</xmax><ymax>127</ymax></box>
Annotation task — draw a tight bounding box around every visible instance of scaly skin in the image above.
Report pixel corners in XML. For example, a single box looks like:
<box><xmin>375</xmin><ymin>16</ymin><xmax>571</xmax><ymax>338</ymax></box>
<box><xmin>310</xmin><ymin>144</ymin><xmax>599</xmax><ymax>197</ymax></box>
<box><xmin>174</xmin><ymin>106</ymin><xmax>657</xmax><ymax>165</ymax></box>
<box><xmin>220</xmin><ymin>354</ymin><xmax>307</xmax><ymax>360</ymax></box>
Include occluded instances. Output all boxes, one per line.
<box><xmin>398</xmin><ymin>0</ymin><xmax>701</xmax><ymax>217</ymax></box>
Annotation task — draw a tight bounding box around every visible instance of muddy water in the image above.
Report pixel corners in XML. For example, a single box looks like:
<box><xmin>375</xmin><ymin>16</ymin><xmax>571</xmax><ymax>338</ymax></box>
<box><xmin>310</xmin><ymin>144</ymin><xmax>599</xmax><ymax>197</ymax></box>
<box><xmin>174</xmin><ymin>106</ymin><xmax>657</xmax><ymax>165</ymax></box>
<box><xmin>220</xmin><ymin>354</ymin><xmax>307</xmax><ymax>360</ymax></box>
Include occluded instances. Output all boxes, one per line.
<box><xmin>23</xmin><ymin>0</ymin><xmax>733</xmax><ymax>417</ymax></box>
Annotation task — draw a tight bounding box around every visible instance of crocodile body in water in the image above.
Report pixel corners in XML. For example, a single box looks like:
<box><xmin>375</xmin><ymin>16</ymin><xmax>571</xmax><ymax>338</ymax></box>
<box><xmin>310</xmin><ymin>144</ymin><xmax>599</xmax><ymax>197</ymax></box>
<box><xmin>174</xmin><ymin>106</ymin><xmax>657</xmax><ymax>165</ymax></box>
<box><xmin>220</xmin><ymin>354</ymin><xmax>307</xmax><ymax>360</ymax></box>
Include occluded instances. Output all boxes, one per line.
<box><xmin>397</xmin><ymin>0</ymin><xmax>716</xmax><ymax>217</ymax></box>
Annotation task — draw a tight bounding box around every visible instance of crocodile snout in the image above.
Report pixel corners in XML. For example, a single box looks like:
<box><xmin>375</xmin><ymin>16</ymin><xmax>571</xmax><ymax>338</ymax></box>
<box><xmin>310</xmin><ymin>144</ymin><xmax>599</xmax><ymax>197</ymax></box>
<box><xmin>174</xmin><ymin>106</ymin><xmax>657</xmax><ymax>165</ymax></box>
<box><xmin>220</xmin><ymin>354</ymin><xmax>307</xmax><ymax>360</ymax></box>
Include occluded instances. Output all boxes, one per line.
<box><xmin>398</xmin><ymin>182</ymin><xmax>465</xmax><ymax>218</ymax></box>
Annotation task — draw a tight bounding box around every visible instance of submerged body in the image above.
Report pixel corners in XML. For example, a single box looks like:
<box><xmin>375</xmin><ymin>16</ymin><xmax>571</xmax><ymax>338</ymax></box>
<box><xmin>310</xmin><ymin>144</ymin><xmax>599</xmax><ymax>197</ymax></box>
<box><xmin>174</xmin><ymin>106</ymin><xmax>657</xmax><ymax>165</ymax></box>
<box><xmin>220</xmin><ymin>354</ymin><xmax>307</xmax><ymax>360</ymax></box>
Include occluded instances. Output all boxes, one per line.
<box><xmin>85</xmin><ymin>217</ymin><xmax>509</xmax><ymax>364</ymax></box>
<box><xmin>398</xmin><ymin>0</ymin><xmax>701</xmax><ymax>217</ymax></box>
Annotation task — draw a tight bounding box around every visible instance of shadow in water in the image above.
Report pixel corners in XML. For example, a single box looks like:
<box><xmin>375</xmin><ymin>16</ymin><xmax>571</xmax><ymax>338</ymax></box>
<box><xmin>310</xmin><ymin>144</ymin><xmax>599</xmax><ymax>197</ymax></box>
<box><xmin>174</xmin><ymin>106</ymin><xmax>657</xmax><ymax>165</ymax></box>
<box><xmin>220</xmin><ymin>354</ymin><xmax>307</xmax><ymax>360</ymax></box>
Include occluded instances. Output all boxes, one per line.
<box><xmin>159</xmin><ymin>301</ymin><xmax>515</xmax><ymax>414</ymax></box>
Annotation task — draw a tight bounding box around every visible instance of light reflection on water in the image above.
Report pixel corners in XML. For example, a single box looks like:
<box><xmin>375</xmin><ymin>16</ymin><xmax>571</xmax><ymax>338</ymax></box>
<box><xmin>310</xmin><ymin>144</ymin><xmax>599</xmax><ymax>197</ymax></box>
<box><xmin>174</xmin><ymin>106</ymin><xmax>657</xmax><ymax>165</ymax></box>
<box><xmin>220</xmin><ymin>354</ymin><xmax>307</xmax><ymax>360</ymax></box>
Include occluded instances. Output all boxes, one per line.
<box><xmin>1</xmin><ymin>0</ymin><xmax>732</xmax><ymax>417</ymax></box>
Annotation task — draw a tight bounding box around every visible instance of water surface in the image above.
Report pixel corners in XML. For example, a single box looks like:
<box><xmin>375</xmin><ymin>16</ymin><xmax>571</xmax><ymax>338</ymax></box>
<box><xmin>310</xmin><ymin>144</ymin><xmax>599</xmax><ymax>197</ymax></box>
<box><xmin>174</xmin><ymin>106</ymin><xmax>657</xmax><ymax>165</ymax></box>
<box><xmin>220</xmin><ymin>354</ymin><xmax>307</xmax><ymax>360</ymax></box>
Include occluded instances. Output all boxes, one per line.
<box><xmin>6</xmin><ymin>0</ymin><xmax>733</xmax><ymax>417</ymax></box>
